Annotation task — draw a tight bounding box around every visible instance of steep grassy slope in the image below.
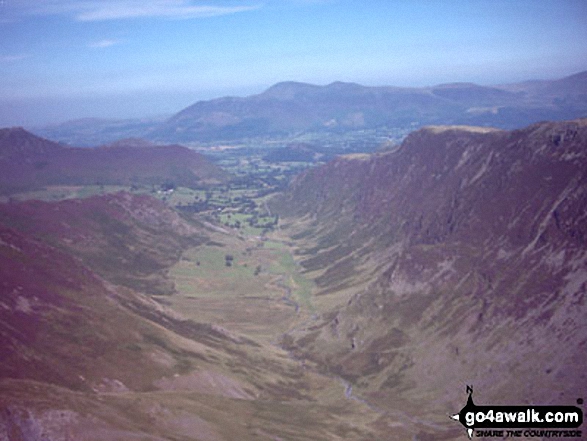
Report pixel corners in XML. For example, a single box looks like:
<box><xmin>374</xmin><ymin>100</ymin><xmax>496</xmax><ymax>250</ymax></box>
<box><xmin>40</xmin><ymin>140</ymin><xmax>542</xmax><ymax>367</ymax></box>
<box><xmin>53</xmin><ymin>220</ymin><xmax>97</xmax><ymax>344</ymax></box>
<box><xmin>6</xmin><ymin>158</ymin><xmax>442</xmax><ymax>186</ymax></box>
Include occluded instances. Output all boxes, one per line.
<box><xmin>0</xmin><ymin>193</ymin><xmax>387</xmax><ymax>440</ymax></box>
<box><xmin>273</xmin><ymin>119</ymin><xmax>587</xmax><ymax>427</ymax></box>
<box><xmin>0</xmin><ymin>222</ymin><xmax>201</xmax><ymax>392</ymax></box>
<box><xmin>3</xmin><ymin>117</ymin><xmax>586</xmax><ymax>439</ymax></box>
<box><xmin>0</xmin><ymin>192</ymin><xmax>208</xmax><ymax>295</ymax></box>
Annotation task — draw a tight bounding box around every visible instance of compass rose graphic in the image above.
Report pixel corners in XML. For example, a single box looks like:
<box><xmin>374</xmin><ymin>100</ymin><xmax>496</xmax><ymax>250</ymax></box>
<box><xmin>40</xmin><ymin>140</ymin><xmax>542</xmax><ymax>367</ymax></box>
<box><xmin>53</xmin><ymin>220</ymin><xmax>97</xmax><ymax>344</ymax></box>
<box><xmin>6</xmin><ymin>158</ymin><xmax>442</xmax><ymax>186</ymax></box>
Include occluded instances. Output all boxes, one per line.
<box><xmin>450</xmin><ymin>385</ymin><xmax>475</xmax><ymax>439</ymax></box>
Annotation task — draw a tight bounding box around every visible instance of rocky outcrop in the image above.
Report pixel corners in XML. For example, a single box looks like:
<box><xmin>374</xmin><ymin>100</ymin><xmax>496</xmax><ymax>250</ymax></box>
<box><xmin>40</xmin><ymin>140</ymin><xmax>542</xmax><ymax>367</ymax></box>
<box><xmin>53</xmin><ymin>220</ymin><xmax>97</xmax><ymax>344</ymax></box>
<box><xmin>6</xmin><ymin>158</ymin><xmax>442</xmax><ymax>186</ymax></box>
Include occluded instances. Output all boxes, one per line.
<box><xmin>277</xmin><ymin>119</ymin><xmax>587</xmax><ymax>416</ymax></box>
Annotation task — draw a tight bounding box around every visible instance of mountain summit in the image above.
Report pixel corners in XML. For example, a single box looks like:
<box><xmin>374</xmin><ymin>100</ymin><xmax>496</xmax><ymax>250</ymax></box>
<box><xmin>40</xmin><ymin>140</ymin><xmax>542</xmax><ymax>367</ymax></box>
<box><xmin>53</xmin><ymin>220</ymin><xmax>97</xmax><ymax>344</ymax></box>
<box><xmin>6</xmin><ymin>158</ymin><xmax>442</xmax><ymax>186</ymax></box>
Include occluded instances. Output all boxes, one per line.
<box><xmin>148</xmin><ymin>71</ymin><xmax>587</xmax><ymax>143</ymax></box>
<box><xmin>0</xmin><ymin>127</ymin><xmax>65</xmax><ymax>159</ymax></box>
<box><xmin>0</xmin><ymin>128</ymin><xmax>227</xmax><ymax>194</ymax></box>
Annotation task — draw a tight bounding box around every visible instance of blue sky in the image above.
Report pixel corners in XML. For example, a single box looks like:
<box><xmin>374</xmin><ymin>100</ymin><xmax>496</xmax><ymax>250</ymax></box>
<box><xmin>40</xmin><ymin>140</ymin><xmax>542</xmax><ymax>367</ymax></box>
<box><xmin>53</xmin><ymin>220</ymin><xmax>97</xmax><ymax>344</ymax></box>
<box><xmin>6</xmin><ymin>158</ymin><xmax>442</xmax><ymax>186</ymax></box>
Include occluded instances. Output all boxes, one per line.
<box><xmin>1</xmin><ymin>0</ymin><xmax>586</xmax><ymax>126</ymax></box>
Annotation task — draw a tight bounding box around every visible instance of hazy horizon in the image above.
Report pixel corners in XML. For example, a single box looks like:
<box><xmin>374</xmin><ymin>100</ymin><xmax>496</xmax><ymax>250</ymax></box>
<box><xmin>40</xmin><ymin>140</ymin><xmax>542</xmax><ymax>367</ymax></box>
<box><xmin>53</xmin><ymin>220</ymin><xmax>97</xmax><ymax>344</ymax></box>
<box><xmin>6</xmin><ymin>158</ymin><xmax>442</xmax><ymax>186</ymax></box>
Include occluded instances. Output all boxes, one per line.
<box><xmin>1</xmin><ymin>0</ymin><xmax>586</xmax><ymax>127</ymax></box>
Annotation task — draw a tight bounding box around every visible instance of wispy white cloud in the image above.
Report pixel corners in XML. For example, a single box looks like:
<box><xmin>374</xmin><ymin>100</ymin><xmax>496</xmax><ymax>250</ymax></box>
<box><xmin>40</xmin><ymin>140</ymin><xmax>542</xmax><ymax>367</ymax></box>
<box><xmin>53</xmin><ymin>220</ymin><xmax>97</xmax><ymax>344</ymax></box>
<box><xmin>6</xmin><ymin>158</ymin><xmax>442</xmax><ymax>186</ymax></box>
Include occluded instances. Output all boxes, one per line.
<box><xmin>13</xmin><ymin>1</ymin><xmax>260</xmax><ymax>21</ymax></box>
<box><xmin>78</xmin><ymin>2</ymin><xmax>260</xmax><ymax>21</ymax></box>
<box><xmin>0</xmin><ymin>54</ymin><xmax>29</xmax><ymax>62</ymax></box>
<box><xmin>88</xmin><ymin>39</ymin><xmax>120</xmax><ymax>48</ymax></box>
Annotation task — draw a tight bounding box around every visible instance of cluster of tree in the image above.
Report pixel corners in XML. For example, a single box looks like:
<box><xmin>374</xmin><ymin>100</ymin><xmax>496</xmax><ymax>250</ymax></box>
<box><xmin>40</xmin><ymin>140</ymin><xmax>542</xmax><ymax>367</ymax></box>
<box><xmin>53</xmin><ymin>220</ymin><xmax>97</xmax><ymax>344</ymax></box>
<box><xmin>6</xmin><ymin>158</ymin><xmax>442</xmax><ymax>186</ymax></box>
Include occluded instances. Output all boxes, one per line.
<box><xmin>247</xmin><ymin>215</ymin><xmax>278</xmax><ymax>230</ymax></box>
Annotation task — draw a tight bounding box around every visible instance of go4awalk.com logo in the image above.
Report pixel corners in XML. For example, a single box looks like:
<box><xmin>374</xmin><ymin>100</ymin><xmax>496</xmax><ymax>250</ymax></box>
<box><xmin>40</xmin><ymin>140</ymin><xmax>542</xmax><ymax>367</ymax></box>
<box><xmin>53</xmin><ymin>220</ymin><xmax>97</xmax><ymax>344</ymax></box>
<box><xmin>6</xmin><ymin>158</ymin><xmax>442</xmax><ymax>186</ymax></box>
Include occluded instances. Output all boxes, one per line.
<box><xmin>450</xmin><ymin>386</ymin><xmax>583</xmax><ymax>439</ymax></box>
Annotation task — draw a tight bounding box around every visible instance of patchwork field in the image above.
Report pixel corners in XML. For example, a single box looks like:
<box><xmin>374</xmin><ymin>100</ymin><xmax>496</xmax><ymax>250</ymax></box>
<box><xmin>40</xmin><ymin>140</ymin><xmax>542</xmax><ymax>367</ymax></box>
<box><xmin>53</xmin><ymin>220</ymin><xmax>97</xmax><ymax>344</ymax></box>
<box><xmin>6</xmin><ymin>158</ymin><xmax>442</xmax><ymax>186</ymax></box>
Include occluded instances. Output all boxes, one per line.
<box><xmin>164</xmin><ymin>232</ymin><xmax>316</xmax><ymax>342</ymax></box>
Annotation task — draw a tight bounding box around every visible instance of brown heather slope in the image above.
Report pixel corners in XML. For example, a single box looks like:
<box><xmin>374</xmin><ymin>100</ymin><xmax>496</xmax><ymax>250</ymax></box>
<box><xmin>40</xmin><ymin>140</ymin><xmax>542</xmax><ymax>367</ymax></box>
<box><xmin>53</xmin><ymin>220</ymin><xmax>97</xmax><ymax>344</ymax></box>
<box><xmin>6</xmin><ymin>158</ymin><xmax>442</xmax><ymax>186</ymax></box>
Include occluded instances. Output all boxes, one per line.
<box><xmin>0</xmin><ymin>128</ymin><xmax>227</xmax><ymax>194</ymax></box>
<box><xmin>0</xmin><ymin>192</ymin><xmax>245</xmax><ymax>394</ymax></box>
<box><xmin>0</xmin><ymin>192</ymin><xmax>383</xmax><ymax>440</ymax></box>
<box><xmin>0</xmin><ymin>222</ymin><xmax>194</xmax><ymax>392</ymax></box>
<box><xmin>0</xmin><ymin>192</ymin><xmax>207</xmax><ymax>295</ymax></box>
<box><xmin>272</xmin><ymin>119</ymin><xmax>587</xmax><ymax>425</ymax></box>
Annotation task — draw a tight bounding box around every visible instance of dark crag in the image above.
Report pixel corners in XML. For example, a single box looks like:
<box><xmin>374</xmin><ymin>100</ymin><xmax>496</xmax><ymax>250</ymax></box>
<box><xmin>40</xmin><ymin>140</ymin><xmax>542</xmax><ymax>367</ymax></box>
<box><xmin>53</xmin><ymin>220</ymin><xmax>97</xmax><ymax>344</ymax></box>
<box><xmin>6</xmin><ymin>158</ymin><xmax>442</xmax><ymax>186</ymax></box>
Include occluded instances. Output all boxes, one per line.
<box><xmin>273</xmin><ymin>119</ymin><xmax>587</xmax><ymax>423</ymax></box>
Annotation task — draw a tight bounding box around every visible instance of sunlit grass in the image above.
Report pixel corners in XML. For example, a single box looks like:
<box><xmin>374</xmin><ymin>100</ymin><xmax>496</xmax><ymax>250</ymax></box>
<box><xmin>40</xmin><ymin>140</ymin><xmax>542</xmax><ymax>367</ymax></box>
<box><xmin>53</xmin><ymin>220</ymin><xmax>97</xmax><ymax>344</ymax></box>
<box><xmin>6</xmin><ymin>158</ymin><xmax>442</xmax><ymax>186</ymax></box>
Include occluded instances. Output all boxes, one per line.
<box><xmin>8</xmin><ymin>185</ymin><xmax>129</xmax><ymax>201</ymax></box>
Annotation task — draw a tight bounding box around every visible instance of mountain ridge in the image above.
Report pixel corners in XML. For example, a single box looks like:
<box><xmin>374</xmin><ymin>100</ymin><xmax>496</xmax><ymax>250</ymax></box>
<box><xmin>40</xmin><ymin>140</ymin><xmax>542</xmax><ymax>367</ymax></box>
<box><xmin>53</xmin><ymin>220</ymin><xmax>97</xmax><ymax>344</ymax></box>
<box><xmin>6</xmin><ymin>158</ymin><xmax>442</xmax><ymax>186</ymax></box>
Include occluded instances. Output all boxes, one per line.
<box><xmin>148</xmin><ymin>70</ymin><xmax>587</xmax><ymax>142</ymax></box>
<box><xmin>0</xmin><ymin>128</ymin><xmax>227</xmax><ymax>194</ymax></box>
<box><xmin>273</xmin><ymin>118</ymin><xmax>587</xmax><ymax>416</ymax></box>
<box><xmin>0</xmin><ymin>127</ymin><xmax>66</xmax><ymax>158</ymax></box>
<box><xmin>1</xmin><ymin>118</ymin><xmax>585</xmax><ymax>439</ymax></box>
<box><xmin>31</xmin><ymin>70</ymin><xmax>587</xmax><ymax>145</ymax></box>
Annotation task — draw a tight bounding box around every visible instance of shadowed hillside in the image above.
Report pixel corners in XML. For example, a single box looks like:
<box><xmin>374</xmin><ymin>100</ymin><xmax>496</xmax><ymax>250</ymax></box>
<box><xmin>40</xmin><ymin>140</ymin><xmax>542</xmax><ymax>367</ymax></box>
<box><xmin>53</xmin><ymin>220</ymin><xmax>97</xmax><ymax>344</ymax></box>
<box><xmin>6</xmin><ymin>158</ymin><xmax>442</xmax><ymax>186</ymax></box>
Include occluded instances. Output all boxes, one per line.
<box><xmin>2</xmin><ymin>119</ymin><xmax>586</xmax><ymax>440</ymax></box>
<box><xmin>0</xmin><ymin>192</ymin><xmax>382</xmax><ymax>440</ymax></box>
<box><xmin>273</xmin><ymin>119</ymin><xmax>587</xmax><ymax>426</ymax></box>
<box><xmin>0</xmin><ymin>192</ymin><xmax>209</xmax><ymax>295</ymax></box>
<box><xmin>0</xmin><ymin>128</ymin><xmax>227</xmax><ymax>194</ymax></box>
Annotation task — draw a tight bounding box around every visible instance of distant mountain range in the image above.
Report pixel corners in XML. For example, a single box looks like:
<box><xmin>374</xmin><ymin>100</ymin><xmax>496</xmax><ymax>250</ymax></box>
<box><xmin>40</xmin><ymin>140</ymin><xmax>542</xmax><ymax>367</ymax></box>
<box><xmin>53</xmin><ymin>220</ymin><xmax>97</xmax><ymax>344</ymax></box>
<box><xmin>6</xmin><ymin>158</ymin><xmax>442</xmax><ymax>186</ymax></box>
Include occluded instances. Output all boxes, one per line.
<box><xmin>0</xmin><ymin>127</ymin><xmax>227</xmax><ymax>194</ymax></box>
<box><xmin>34</xmin><ymin>70</ymin><xmax>587</xmax><ymax>145</ymax></box>
<box><xmin>273</xmin><ymin>118</ymin><xmax>587</xmax><ymax>411</ymax></box>
<box><xmin>33</xmin><ymin>116</ymin><xmax>169</xmax><ymax>147</ymax></box>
